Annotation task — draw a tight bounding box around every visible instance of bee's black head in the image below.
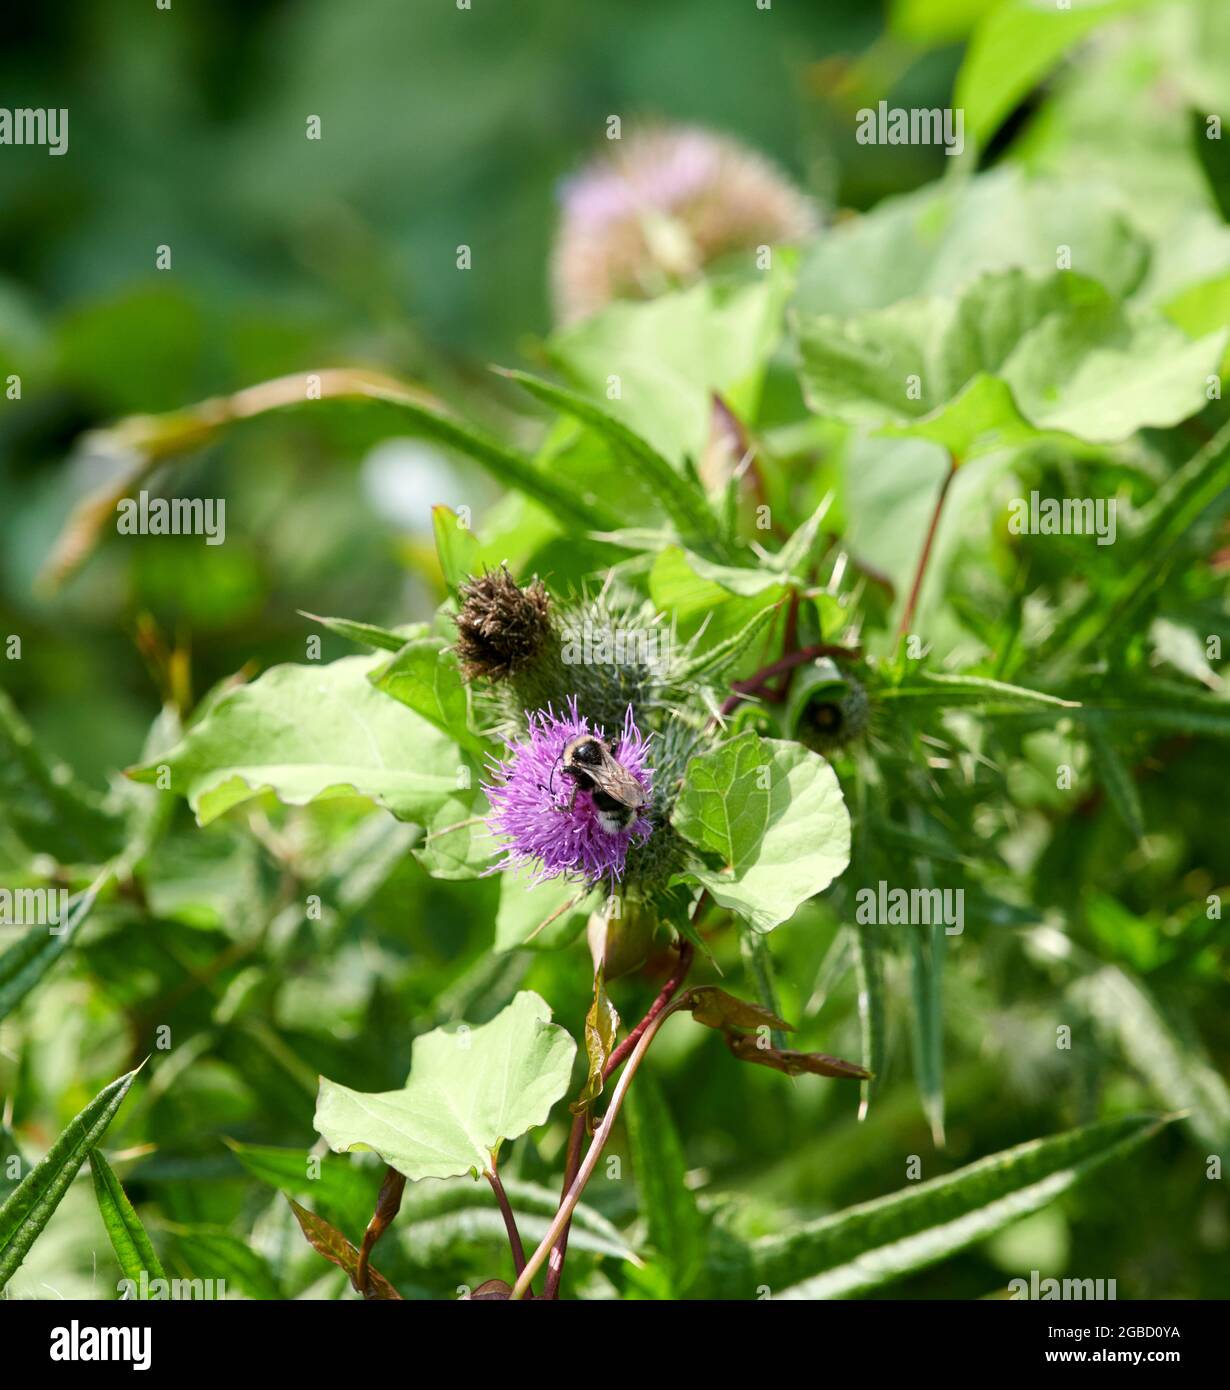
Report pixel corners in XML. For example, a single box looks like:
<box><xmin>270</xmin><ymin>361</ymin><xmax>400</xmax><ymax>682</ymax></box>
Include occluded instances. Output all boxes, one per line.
<box><xmin>570</xmin><ymin>736</ymin><xmax>605</xmax><ymax>767</ymax></box>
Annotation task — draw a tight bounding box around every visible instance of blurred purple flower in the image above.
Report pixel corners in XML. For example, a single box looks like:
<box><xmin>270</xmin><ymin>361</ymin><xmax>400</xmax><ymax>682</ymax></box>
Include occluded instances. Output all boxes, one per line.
<box><xmin>484</xmin><ymin>698</ymin><xmax>653</xmax><ymax>887</ymax></box>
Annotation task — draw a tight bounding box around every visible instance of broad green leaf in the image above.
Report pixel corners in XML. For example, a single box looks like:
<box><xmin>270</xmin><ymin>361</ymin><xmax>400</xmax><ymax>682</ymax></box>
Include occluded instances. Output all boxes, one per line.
<box><xmin>624</xmin><ymin>1072</ymin><xmax>704</xmax><ymax>1297</ymax></box>
<box><xmin>88</xmin><ymin>1151</ymin><xmax>167</xmax><ymax>1294</ymax></box>
<box><xmin>550</xmin><ymin>271</ymin><xmax>792</xmax><ymax>467</ymax></box>
<box><xmin>411</xmin><ymin>781</ymin><xmax>492</xmax><ymax>881</ymax></box>
<box><xmin>750</xmin><ymin>1114</ymin><xmax>1171</xmax><ymax>1299</ymax></box>
<box><xmin>315</xmin><ymin>991</ymin><xmax>577</xmax><ymax>1181</ymax></box>
<box><xmin>494</xmin><ymin>874</ymin><xmax>599</xmax><ymax>952</ymax></box>
<box><xmin>672</xmin><ymin>732</ymin><xmax>851</xmax><ymax>932</ymax></box>
<box><xmin>0</xmin><ymin>1068</ymin><xmax>139</xmax><ymax>1291</ymax></box>
<box><xmin>650</xmin><ymin>547</ymin><xmax>787</xmax><ymax>632</ymax></box>
<box><xmin>371</xmin><ymin>636</ymin><xmax>488</xmax><ymax>756</ymax></box>
<box><xmin>956</xmin><ymin>0</ymin><xmax>1157</xmax><ymax>151</ymax></box>
<box><xmin>795</xmin><ymin>168</ymin><xmax>1148</xmax><ymax>316</ymax></box>
<box><xmin>127</xmin><ymin>655</ymin><xmax>466</xmax><ymax>826</ymax></box>
<box><xmin>797</xmin><ymin>269</ymin><xmax>1226</xmax><ymax>455</ymax></box>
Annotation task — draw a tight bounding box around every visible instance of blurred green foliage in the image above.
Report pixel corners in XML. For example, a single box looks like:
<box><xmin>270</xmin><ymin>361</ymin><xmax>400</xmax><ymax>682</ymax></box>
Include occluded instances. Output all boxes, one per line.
<box><xmin>1</xmin><ymin>0</ymin><xmax>1229</xmax><ymax>1302</ymax></box>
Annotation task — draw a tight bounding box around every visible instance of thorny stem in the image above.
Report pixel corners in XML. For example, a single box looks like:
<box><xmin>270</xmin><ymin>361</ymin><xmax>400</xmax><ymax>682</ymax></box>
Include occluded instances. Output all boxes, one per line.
<box><xmin>511</xmin><ymin>997</ymin><xmax>688</xmax><ymax>1301</ymax></box>
<box><xmin>486</xmin><ymin>1163</ymin><xmax>527</xmax><ymax>1276</ymax></box>
<box><xmin>543</xmin><ymin>938</ymin><xmax>695</xmax><ymax>1298</ymax></box>
<box><xmin>355</xmin><ymin>1166</ymin><xmax>406</xmax><ymax>1298</ymax></box>
<box><xmin>896</xmin><ymin>453</ymin><xmax>958</xmax><ymax>643</ymax></box>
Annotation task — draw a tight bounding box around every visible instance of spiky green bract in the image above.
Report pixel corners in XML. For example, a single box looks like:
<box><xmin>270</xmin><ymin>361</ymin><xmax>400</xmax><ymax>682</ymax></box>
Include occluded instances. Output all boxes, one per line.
<box><xmin>798</xmin><ymin>674</ymin><xmax>871</xmax><ymax>755</ymax></box>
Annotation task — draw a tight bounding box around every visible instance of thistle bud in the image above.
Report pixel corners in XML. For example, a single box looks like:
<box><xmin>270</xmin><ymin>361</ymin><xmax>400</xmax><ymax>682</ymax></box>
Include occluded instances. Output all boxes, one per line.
<box><xmin>453</xmin><ymin>566</ymin><xmax>552</xmax><ymax>682</ymax></box>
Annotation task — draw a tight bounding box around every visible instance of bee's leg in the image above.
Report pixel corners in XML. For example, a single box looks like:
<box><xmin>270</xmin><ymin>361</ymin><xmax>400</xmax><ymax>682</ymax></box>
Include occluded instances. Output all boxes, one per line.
<box><xmin>562</xmin><ymin>782</ymin><xmax>580</xmax><ymax>814</ymax></box>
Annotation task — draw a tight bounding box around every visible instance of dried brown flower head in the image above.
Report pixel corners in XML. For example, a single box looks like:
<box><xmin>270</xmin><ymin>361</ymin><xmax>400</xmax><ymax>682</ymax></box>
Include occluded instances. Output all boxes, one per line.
<box><xmin>552</xmin><ymin>124</ymin><xmax>817</xmax><ymax>324</ymax></box>
<box><xmin>454</xmin><ymin>566</ymin><xmax>552</xmax><ymax>682</ymax></box>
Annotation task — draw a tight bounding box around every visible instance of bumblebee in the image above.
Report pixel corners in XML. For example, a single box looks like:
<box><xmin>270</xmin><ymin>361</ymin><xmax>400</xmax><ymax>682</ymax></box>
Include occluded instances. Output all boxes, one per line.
<box><xmin>552</xmin><ymin>734</ymin><xmax>647</xmax><ymax>834</ymax></box>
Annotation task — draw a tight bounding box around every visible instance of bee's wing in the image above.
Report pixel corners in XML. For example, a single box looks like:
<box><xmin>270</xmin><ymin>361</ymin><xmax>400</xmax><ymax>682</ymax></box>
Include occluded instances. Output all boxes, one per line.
<box><xmin>592</xmin><ymin>747</ymin><xmax>646</xmax><ymax>807</ymax></box>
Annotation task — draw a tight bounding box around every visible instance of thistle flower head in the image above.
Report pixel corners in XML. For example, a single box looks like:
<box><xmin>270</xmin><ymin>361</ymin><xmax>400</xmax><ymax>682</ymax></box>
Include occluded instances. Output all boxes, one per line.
<box><xmin>454</xmin><ymin>566</ymin><xmax>552</xmax><ymax>681</ymax></box>
<box><xmin>484</xmin><ymin>698</ymin><xmax>653</xmax><ymax>887</ymax></box>
<box><xmin>552</xmin><ymin>124</ymin><xmax>817</xmax><ymax>324</ymax></box>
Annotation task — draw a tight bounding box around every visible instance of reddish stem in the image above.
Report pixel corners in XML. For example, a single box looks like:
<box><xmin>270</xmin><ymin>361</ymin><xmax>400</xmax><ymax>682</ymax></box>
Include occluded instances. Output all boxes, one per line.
<box><xmin>543</xmin><ymin>937</ymin><xmax>696</xmax><ymax>1298</ymax></box>
<box><xmin>897</xmin><ymin>454</ymin><xmax>958</xmax><ymax>643</ymax></box>
<box><xmin>486</xmin><ymin>1164</ymin><xmax>527</xmax><ymax>1277</ymax></box>
<box><xmin>715</xmin><ymin>642</ymin><xmax>862</xmax><ymax>722</ymax></box>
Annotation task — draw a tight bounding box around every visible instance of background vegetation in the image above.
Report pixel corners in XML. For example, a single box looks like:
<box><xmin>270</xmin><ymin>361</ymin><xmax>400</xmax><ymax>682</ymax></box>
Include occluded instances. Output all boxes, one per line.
<box><xmin>1</xmin><ymin>0</ymin><xmax>1228</xmax><ymax>1300</ymax></box>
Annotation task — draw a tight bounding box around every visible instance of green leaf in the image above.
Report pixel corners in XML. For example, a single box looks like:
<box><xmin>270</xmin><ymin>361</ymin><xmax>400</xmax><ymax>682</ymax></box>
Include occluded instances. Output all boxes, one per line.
<box><xmin>878</xmin><ymin>671</ymin><xmax>1078</xmax><ymax>712</ymax></box>
<box><xmin>172</xmin><ymin>1229</ymin><xmax>283</xmax><ymax>1300</ymax></box>
<box><xmin>624</xmin><ymin>1072</ymin><xmax>704</xmax><ymax>1297</ymax></box>
<box><xmin>494</xmin><ymin>875</ymin><xmax>599</xmax><ymax>952</ymax></box>
<box><xmin>549</xmin><ymin>271</ymin><xmax>792</xmax><ymax>467</ymax></box>
<box><xmin>432</xmin><ymin>505</ymin><xmax>484</xmax><ymax>592</ymax></box>
<box><xmin>314</xmin><ymin>991</ymin><xmax>577</xmax><ymax>1181</ymax></box>
<box><xmin>501</xmin><ymin>368</ymin><xmax>724</xmax><ymax>552</ymax></box>
<box><xmin>748</xmin><ymin>1114</ymin><xmax>1171</xmax><ymax>1299</ymax></box>
<box><xmin>795</xmin><ymin>168</ymin><xmax>1148</xmax><ymax>316</ymax></box>
<box><xmin>223</xmin><ymin>1140</ymin><xmax>376</xmax><ymax>1235</ymax></box>
<box><xmin>300</xmin><ymin>612</ymin><xmax>425</xmax><ymax>654</ymax></box>
<box><xmin>0</xmin><ymin>1068</ymin><xmax>139</xmax><ymax>1291</ymax></box>
<box><xmin>0</xmin><ymin>879</ymin><xmax>103</xmax><ymax>1025</ymax></box>
<box><xmin>672</xmin><ymin>599</ymin><xmax>784</xmax><ymax>684</ymax></box>
<box><xmin>0</xmin><ymin>687</ymin><xmax>124</xmax><ymax>863</ymax></box>
<box><xmin>1071</xmin><ymin>967</ymin><xmax>1230</xmax><ymax>1152</ymax></box>
<box><xmin>371</xmin><ymin>637</ymin><xmax>489</xmax><ymax>756</ymax></box>
<box><xmin>671</xmin><ymin>732</ymin><xmax>851</xmax><ymax>932</ymax></box>
<box><xmin>797</xmin><ymin>269</ymin><xmax>1226</xmax><ymax>455</ymax></box>
<box><xmin>956</xmin><ymin>0</ymin><xmax>1157</xmax><ymax>151</ymax></box>
<box><xmin>127</xmin><ymin>655</ymin><xmax>466</xmax><ymax>826</ymax></box>
<box><xmin>88</xmin><ymin>1151</ymin><xmax>168</xmax><ymax>1294</ymax></box>
<box><xmin>1085</xmin><ymin>721</ymin><xmax>1144</xmax><ymax>840</ymax></box>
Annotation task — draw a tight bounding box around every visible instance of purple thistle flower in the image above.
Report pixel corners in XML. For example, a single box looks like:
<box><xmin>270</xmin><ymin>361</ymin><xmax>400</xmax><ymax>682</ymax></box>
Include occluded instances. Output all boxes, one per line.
<box><xmin>483</xmin><ymin>698</ymin><xmax>653</xmax><ymax>888</ymax></box>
